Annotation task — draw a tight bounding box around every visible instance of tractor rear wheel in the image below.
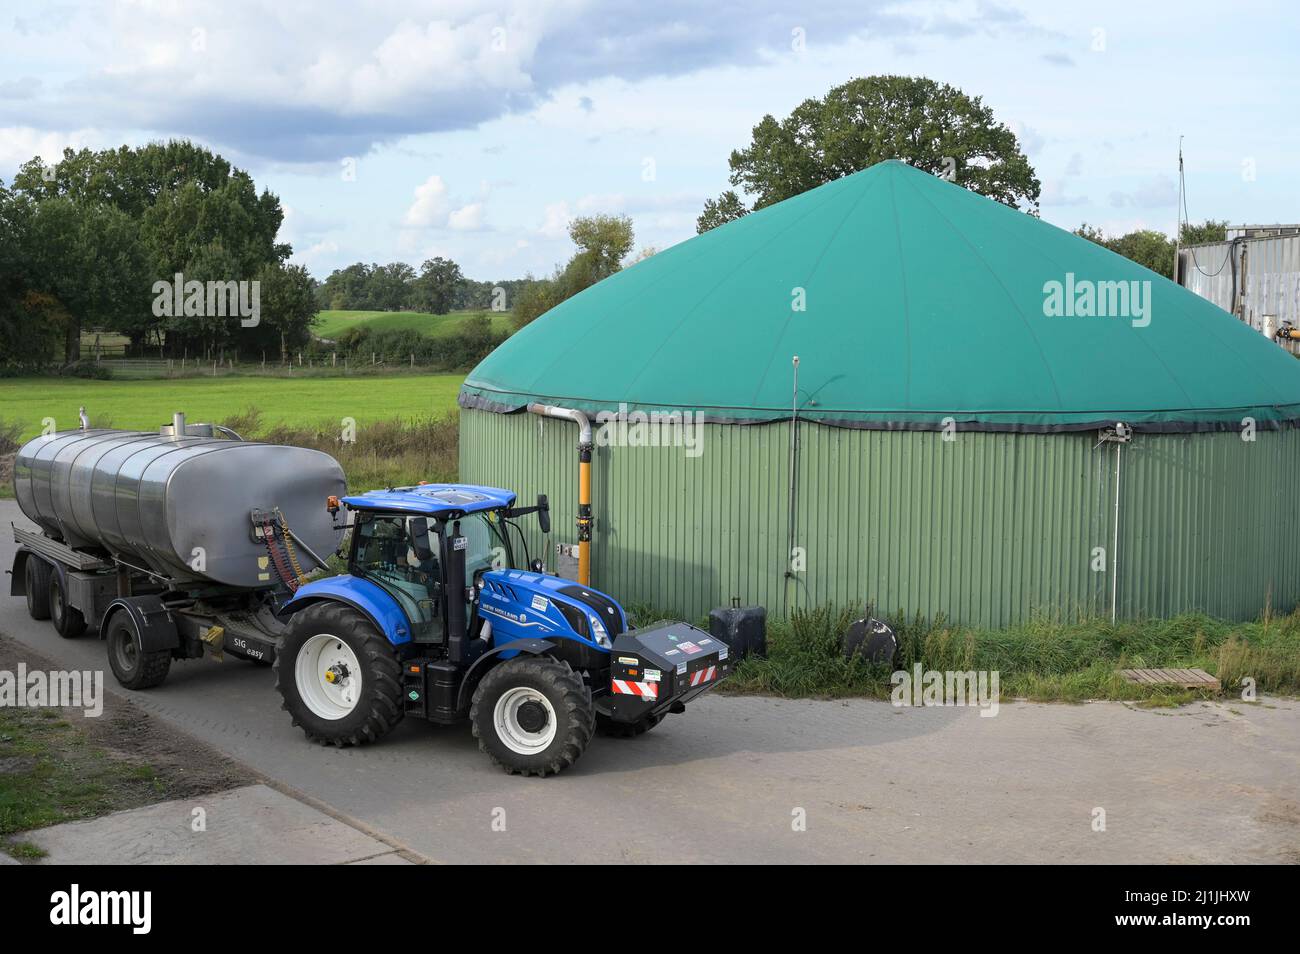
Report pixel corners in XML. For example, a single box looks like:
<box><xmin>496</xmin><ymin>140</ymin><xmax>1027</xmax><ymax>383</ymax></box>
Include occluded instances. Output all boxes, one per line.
<box><xmin>24</xmin><ymin>557</ymin><xmax>51</xmax><ymax>621</ymax></box>
<box><xmin>471</xmin><ymin>657</ymin><xmax>594</xmax><ymax>777</ymax></box>
<box><xmin>275</xmin><ymin>602</ymin><xmax>404</xmax><ymax>747</ymax></box>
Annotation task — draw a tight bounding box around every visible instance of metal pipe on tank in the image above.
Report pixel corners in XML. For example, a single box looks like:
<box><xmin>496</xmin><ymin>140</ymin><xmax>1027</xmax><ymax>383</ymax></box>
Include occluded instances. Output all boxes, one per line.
<box><xmin>172</xmin><ymin>411</ymin><xmax>186</xmax><ymax>439</ymax></box>
<box><xmin>527</xmin><ymin>402</ymin><xmax>592</xmax><ymax>585</ymax></box>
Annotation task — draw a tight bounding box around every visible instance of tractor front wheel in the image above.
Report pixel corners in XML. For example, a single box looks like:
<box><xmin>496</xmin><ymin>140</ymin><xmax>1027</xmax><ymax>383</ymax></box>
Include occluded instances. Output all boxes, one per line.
<box><xmin>275</xmin><ymin>603</ymin><xmax>404</xmax><ymax>747</ymax></box>
<box><xmin>471</xmin><ymin>657</ymin><xmax>594</xmax><ymax>777</ymax></box>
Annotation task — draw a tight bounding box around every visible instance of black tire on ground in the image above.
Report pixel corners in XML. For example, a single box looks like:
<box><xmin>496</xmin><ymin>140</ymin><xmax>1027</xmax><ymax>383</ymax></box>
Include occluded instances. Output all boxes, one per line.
<box><xmin>24</xmin><ymin>556</ymin><xmax>51</xmax><ymax>621</ymax></box>
<box><xmin>596</xmin><ymin>711</ymin><xmax>661</xmax><ymax>738</ymax></box>
<box><xmin>105</xmin><ymin>613</ymin><xmax>172</xmax><ymax>690</ymax></box>
<box><xmin>274</xmin><ymin>602</ymin><xmax>404</xmax><ymax>747</ymax></box>
<box><xmin>470</xmin><ymin>656</ymin><xmax>595</xmax><ymax>777</ymax></box>
<box><xmin>49</xmin><ymin>571</ymin><xmax>87</xmax><ymax>638</ymax></box>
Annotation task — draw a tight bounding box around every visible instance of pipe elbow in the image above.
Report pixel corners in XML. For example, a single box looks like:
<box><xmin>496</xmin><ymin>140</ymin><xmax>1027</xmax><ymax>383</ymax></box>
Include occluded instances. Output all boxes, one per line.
<box><xmin>527</xmin><ymin>402</ymin><xmax>592</xmax><ymax>446</ymax></box>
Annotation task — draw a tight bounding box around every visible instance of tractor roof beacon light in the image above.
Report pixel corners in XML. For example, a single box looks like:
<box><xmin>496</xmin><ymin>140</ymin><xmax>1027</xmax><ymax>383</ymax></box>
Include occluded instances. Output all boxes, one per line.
<box><xmin>527</xmin><ymin>403</ymin><xmax>593</xmax><ymax>586</ymax></box>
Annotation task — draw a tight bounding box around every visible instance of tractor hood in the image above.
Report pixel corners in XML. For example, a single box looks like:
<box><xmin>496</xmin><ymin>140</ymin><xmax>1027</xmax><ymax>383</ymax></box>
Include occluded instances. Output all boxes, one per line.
<box><xmin>478</xmin><ymin>569</ymin><xmax>627</xmax><ymax>650</ymax></box>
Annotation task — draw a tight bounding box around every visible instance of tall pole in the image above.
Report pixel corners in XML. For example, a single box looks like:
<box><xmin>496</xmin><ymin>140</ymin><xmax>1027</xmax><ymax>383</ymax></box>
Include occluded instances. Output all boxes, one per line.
<box><xmin>1172</xmin><ymin>136</ymin><xmax>1183</xmax><ymax>283</ymax></box>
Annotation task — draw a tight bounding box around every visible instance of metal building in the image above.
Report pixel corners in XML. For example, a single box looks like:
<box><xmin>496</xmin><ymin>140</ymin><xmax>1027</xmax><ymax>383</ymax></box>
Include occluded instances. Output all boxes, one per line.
<box><xmin>460</xmin><ymin>162</ymin><xmax>1300</xmax><ymax>626</ymax></box>
<box><xmin>1177</xmin><ymin>225</ymin><xmax>1300</xmax><ymax>352</ymax></box>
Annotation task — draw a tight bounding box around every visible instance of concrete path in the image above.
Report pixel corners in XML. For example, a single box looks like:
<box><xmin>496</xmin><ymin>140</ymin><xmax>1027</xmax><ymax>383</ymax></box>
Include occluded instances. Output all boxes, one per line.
<box><xmin>3</xmin><ymin>500</ymin><xmax>1299</xmax><ymax>864</ymax></box>
<box><xmin>17</xmin><ymin>784</ymin><xmax>412</xmax><ymax>865</ymax></box>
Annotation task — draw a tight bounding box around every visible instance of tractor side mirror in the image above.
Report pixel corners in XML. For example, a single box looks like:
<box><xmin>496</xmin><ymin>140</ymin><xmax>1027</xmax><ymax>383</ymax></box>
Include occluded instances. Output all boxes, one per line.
<box><xmin>537</xmin><ymin>494</ymin><xmax>551</xmax><ymax>534</ymax></box>
<box><xmin>409</xmin><ymin>517</ymin><xmax>434</xmax><ymax>562</ymax></box>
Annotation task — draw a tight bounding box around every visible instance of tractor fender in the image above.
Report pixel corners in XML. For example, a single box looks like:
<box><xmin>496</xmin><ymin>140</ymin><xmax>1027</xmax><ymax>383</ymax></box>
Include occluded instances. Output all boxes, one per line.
<box><xmin>277</xmin><ymin>575</ymin><xmax>412</xmax><ymax>646</ymax></box>
<box><xmin>456</xmin><ymin>638</ymin><xmax>557</xmax><ymax>712</ymax></box>
<box><xmin>102</xmin><ymin>595</ymin><xmax>179</xmax><ymax>653</ymax></box>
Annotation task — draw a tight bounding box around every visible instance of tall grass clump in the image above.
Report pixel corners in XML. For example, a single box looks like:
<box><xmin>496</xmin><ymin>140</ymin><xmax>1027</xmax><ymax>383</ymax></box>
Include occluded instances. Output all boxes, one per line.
<box><xmin>722</xmin><ymin>603</ymin><xmax>1300</xmax><ymax>703</ymax></box>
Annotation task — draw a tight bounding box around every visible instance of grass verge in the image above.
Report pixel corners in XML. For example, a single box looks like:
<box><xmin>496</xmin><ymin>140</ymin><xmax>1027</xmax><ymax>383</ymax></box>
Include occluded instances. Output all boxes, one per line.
<box><xmin>0</xmin><ymin>634</ymin><xmax>253</xmax><ymax>859</ymax></box>
<box><xmin>650</xmin><ymin>604</ymin><xmax>1300</xmax><ymax>703</ymax></box>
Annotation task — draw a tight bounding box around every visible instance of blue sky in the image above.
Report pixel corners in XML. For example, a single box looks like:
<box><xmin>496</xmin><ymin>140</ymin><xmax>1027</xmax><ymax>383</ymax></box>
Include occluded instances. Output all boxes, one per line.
<box><xmin>1</xmin><ymin>0</ymin><xmax>1296</xmax><ymax>282</ymax></box>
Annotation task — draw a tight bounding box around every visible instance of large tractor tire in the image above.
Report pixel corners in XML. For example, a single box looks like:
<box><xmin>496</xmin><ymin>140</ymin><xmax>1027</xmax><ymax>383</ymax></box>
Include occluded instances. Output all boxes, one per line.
<box><xmin>24</xmin><ymin>556</ymin><xmax>51</xmax><ymax>621</ymax></box>
<box><xmin>596</xmin><ymin>712</ymin><xmax>661</xmax><ymax>738</ymax></box>
<box><xmin>470</xmin><ymin>656</ymin><xmax>595</xmax><ymax>777</ymax></box>
<box><xmin>105</xmin><ymin>613</ymin><xmax>172</xmax><ymax>690</ymax></box>
<box><xmin>50</xmin><ymin>572</ymin><xmax>87</xmax><ymax>638</ymax></box>
<box><xmin>275</xmin><ymin>602</ymin><xmax>404</xmax><ymax>747</ymax></box>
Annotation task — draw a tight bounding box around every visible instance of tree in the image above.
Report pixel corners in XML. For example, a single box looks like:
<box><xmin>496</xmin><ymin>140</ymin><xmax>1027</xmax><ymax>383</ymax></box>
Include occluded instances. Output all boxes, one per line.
<box><xmin>415</xmin><ymin>257</ymin><xmax>465</xmax><ymax>314</ymax></box>
<box><xmin>510</xmin><ymin>277</ymin><xmax>558</xmax><ymax>331</ymax></box>
<box><xmin>0</xmin><ymin>183</ymin><xmax>62</xmax><ymax>367</ymax></box>
<box><xmin>7</xmin><ymin>142</ymin><xmax>289</xmax><ymax>361</ymax></box>
<box><xmin>1179</xmin><ymin>219</ymin><xmax>1228</xmax><ymax>246</ymax></box>
<box><xmin>696</xmin><ymin>190</ymin><xmax>749</xmax><ymax>233</ymax></box>
<box><xmin>22</xmin><ymin>196</ymin><xmax>149</xmax><ymax>363</ymax></box>
<box><xmin>1074</xmin><ymin>223</ymin><xmax>1175</xmax><ymax>278</ymax></box>
<box><xmin>698</xmin><ymin>75</ymin><xmax>1041</xmax><ymax>232</ymax></box>
<box><xmin>556</xmin><ymin>214</ymin><xmax>634</xmax><ymax>298</ymax></box>
<box><xmin>253</xmin><ymin>262</ymin><xmax>318</xmax><ymax>363</ymax></box>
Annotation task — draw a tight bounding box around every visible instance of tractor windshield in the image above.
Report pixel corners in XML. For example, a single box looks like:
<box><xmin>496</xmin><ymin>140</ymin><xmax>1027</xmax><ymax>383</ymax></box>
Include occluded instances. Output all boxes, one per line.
<box><xmin>461</xmin><ymin>511</ymin><xmax>511</xmax><ymax>578</ymax></box>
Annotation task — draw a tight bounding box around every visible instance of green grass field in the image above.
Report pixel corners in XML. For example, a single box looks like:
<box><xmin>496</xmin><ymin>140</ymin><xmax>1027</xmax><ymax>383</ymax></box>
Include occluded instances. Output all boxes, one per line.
<box><xmin>313</xmin><ymin>309</ymin><xmax>512</xmax><ymax>340</ymax></box>
<box><xmin>0</xmin><ymin>373</ymin><xmax>464</xmax><ymax>441</ymax></box>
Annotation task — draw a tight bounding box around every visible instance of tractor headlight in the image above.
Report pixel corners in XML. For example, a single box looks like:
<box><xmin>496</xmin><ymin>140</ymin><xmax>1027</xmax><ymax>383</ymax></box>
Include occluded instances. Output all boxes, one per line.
<box><xmin>588</xmin><ymin>614</ymin><xmax>611</xmax><ymax>648</ymax></box>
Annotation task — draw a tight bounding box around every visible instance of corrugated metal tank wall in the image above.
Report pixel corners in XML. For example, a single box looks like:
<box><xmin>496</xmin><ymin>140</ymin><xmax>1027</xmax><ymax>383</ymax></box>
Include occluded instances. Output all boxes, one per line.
<box><xmin>460</xmin><ymin>409</ymin><xmax>1300</xmax><ymax>627</ymax></box>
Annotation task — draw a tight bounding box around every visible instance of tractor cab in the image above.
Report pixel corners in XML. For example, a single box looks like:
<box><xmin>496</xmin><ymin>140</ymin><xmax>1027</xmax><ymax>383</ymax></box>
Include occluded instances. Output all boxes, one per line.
<box><xmin>332</xmin><ymin>484</ymin><xmax>547</xmax><ymax>649</ymax></box>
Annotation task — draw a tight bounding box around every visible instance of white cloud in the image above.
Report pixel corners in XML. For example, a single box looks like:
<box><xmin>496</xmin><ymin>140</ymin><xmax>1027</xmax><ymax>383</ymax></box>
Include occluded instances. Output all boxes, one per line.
<box><xmin>404</xmin><ymin>174</ymin><xmax>450</xmax><ymax>227</ymax></box>
<box><xmin>538</xmin><ymin>200</ymin><xmax>571</xmax><ymax>238</ymax></box>
<box><xmin>0</xmin><ymin>126</ymin><xmax>100</xmax><ymax>176</ymax></box>
<box><xmin>448</xmin><ymin>202</ymin><xmax>486</xmax><ymax>231</ymax></box>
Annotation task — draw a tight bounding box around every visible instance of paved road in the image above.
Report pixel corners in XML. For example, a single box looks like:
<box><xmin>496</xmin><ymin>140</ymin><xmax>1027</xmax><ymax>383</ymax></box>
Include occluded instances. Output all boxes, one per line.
<box><xmin>4</xmin><ymin>500</ymin><xmax>1299</xmax><ymax>863</ymax></box>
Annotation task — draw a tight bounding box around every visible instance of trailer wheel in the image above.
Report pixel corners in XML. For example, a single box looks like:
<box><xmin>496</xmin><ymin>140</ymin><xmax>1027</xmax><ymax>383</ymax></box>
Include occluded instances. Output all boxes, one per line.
<box><xmin>596</xmin><ymin>712</ymin><xmax>660</xmax><ymax>738</ymax></box>
<box><xmin>470</xmin><ymin>657</ymin><xmax>595</xmax><ymax>777</ymax></box>
<box><xmin>105</xmin><ymin>613</ymin><xmax>172</xmax><ymax>690</ymax></box>
<box><xmin>24</xmin><ymin>556</ymin><xmax>52</xmax><ymax>621</ymax></box>
<box><xmin>49</xmin><ymin>572</ymin><xmax>87</xmax><ymax>638</ymax></box>
<box><xmin>275</xmin><ymin>602</ymin><xmax>404</xmax><ymax>747</ymax></box>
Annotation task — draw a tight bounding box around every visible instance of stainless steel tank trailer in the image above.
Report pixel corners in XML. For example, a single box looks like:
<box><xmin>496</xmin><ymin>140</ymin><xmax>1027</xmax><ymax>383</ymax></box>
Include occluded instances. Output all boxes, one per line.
<box><xmin>10</xmin><ymin>412</ymin><xmax>733</xmax><ymax>776</ymax></box>
<box><xmin>11</xmin><ymin>412</ymin><xmax>345</xmax><ymax>685</ymax></box>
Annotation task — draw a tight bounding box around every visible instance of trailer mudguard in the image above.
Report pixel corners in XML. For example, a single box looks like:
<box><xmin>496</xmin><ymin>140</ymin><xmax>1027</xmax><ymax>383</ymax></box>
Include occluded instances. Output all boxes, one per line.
<box><xmin>278</xmin><ymin>574</ymin><xmax>413</xmax><ymax>646</ymax></box>
<box><xmin>455</xmin><ymin>638</ymin><xmax>557</xmax><ymax>712</ymax></box>
<box><xmin>102</xmin><ymin>595</ymin><xmax>179</xmax><ymax>653</ymax></box>
<box><xmin>9</xmin><ymin>549</ymin><xmax>33</xmax><ymax>597</ymax></box>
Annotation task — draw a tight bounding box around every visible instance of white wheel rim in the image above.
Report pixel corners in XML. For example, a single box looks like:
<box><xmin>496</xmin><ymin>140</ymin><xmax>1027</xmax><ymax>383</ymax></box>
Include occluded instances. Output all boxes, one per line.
<box><xmin>493</xmin><ymin>687</ymin><xmax>557</xmax><ymax>755</ymax></box>
<box><xmin>295</xmin><ymin>633</ymin><xmax>363</xmax><ymax>721</ymax></box>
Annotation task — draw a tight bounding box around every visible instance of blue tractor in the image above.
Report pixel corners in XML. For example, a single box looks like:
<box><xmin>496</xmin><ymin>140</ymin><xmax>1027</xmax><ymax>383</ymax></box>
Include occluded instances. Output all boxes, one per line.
<box><xmin>275</xmin><ymin>484</ymin><xmax>733</xmax><ymax>776</ymax></box>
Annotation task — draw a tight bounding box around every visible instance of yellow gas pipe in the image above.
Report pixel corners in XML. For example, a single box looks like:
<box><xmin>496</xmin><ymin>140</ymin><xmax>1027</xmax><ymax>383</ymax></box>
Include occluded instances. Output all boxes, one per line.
<box><xmin>528</xmin><ymin>403</ymin><xmax>593</xmax><ymax>586</ymax></box>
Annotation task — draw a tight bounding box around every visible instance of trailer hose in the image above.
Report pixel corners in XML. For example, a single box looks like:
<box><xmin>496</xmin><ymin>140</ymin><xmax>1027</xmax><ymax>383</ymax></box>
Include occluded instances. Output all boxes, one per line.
<box><xmin>257</xmin><ymin>513</ymin><xmax>306</xmax><ymax>592</ymax></box>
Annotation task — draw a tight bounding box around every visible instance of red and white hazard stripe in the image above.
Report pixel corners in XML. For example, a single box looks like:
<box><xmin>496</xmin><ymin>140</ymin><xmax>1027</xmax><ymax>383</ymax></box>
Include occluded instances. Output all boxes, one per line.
<box><xmin>611</xmin><ymin>679</ymin><xmax>658</xmax><ymax>699</ymax></box>
<box><xmin>689</xmin><ymin>665</ymin><xmax>718</xmax><ymax>687</ymax></box>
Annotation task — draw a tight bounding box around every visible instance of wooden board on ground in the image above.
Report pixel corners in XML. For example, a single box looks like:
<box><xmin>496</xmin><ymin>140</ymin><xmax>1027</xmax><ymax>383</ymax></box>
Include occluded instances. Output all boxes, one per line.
<box><xmin>1119</xmin><ymin>667</ymin><xmax>1220</xmax><ymax>689</ymax></box>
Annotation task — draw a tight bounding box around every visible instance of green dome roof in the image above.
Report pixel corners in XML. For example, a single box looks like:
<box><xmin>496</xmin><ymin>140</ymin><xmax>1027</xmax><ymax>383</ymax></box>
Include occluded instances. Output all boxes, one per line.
<box><xmin>461</xmin><ymin>160</ymin><xmax>1300</xmax><ymax>431</ymax></box>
